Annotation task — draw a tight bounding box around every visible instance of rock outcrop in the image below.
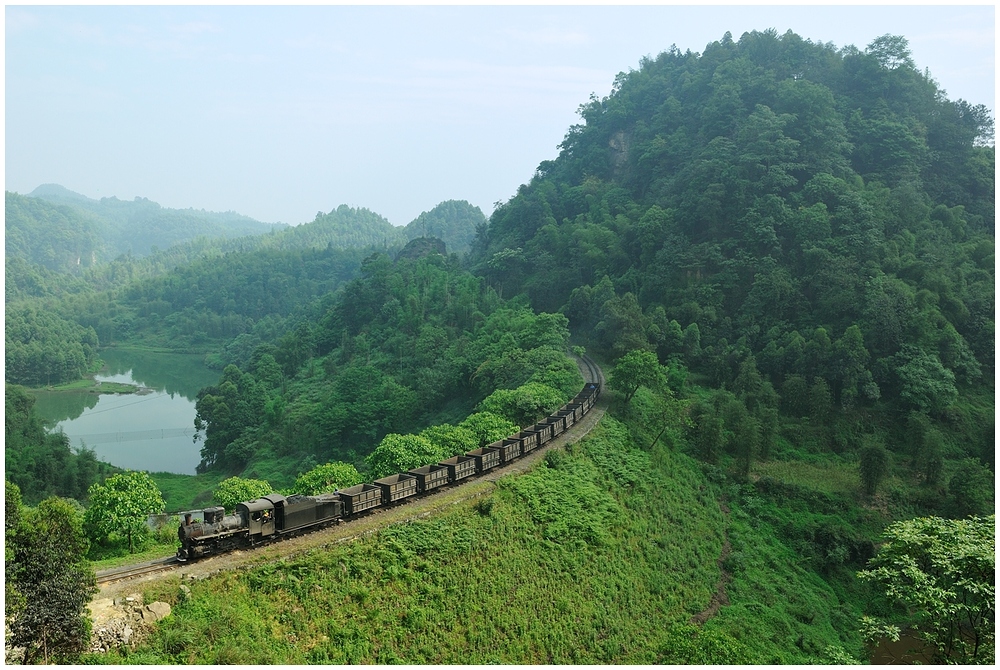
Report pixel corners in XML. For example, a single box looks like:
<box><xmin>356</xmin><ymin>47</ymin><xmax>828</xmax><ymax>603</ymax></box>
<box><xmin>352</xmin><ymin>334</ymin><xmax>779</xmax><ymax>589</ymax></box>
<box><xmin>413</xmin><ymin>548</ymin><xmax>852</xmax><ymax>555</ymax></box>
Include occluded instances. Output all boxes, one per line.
<box><xmin>88</xmin><ymin>592</ymin><xmax>172</xmax><ymax>654</ymax></box>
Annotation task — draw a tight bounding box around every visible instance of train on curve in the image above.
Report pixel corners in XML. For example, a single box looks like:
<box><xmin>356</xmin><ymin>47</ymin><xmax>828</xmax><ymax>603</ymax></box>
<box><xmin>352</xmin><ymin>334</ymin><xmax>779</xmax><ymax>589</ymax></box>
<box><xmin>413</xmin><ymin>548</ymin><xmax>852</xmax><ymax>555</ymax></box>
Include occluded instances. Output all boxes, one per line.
<box><xmin>177</xmin><ymin>381</ymin><xmax>601</xmax><ymax>561</ymax></box>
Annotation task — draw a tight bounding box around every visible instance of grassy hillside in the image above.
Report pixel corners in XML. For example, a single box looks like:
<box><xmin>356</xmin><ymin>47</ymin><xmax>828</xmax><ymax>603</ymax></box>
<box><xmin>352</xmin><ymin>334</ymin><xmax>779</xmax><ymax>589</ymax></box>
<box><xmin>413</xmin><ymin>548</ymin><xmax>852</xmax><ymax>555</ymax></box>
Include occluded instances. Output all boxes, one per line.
<box><xmin>90</xmin><ymin>389</ymin><xmax>873</xmax><ymax>664</ymax></box>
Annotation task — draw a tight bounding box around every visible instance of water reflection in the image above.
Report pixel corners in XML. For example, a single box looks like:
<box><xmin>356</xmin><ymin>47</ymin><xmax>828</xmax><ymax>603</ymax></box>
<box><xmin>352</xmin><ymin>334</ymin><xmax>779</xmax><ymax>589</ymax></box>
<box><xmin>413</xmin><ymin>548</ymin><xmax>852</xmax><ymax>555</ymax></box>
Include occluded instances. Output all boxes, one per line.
<box><xmin>33</xmin><ymin>350</ymin><xmax>222</xmax><ymax>475</ymax></box>
<box><xmin>98</xmin><ymin>348</ymin><xmax>220</xmax><ymax>400</ymax></box>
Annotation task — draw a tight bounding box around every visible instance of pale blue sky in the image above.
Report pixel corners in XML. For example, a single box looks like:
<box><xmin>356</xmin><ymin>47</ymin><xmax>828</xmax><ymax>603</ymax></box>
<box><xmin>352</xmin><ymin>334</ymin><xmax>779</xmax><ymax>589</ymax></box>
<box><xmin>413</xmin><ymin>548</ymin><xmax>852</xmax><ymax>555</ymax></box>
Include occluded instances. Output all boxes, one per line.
<box><xmin>5</xmin><ymin>4</ymin><xmax>995</xmax><ymax>227</ymax></box>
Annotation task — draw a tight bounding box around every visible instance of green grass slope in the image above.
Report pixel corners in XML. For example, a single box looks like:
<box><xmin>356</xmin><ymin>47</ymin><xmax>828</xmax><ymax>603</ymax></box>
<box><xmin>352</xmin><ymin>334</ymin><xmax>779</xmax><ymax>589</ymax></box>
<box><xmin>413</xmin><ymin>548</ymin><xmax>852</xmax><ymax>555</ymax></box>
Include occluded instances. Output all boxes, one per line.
<box><xmin>89</xmin><ymin>393</ymin><xmax>867</xmax><ymax>664</ymax></box>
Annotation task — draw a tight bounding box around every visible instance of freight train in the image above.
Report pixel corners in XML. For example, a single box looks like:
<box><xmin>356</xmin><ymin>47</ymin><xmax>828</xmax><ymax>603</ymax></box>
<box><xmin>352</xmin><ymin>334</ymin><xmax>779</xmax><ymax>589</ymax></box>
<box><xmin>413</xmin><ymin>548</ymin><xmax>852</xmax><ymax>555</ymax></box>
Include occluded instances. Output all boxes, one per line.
<box><xmin>177</xmin><ymin>381</ymin><xmax>601</xmax><ymax>561</ymax></box>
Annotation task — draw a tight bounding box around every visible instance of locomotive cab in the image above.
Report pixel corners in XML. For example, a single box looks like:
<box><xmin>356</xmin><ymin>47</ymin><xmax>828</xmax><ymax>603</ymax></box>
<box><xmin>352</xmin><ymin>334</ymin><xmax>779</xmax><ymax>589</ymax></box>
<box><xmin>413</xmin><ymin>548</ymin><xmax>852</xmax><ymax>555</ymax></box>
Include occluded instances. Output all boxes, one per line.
<box><xmin>237</xmin><ymin>498</ymin><xmax>278</xmax><ymax>541</ymax></box>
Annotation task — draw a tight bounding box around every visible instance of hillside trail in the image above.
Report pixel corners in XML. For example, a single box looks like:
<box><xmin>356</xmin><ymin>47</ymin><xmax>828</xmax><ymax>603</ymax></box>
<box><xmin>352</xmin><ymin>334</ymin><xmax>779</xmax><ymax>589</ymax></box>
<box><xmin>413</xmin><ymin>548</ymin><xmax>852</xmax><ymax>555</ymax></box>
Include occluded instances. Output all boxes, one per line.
<box><xmin>90</xmin><ymin>356</ymin><xmax>608</xmax><ymax>623</ymax></box>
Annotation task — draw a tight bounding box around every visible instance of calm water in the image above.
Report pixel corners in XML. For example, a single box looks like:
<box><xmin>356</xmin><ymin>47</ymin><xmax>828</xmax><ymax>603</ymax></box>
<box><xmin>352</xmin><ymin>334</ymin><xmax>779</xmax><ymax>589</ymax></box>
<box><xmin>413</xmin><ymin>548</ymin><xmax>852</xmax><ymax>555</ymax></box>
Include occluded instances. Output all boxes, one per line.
<box><xmin>33</xmin><ymin>349</ymin><xmax>221</xmax><ymax>475</ymax></box>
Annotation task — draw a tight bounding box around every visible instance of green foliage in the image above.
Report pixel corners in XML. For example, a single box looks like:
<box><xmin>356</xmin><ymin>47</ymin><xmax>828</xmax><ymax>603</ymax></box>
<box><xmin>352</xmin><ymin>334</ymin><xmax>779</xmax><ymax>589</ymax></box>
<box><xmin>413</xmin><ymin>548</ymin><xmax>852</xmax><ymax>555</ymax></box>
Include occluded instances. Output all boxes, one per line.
<box><xmin>4</xmin><ymin>190</ymin><xmax>103</xmax><ymax>272</ymax></box>
<box><xmin>477</xmin><ymin>382</ymin><xmax>566</xmax><ymax>427</ymax></box>
<box><xmin>892</xmin><ymin>346</ymin><xmax>958</xmax><ymax>415</ymax></box>
<box><xmin>469</xmin><ymin>27</ymin><xmax>993</xmax><ymax>490</ymax></box>
<box><xmin>609</xmin><ymin>349</ymin><xmax>666</xmax><ymax>404</ymax></box>
<box><xmin>289</xmin><ymin>462</ymin><xmax>363</xmax><ymax>495</ymax></box>
<box><xmin>403</xmin><ymin>199</ymin><xmax>486</xmax><ymax>254</ymax></box>
<box><xmin>6</xmin><ymin>493</ymin><xmax>97</xmax><ymax>663</ymax></box>
<box><xmin>194</xmin><ymin>364</ymin><xmax>268</xmax><ymax>471</ymax></box>
<box><xmin>457</xmin><ymin>412</ymin><xmax>520</xmax><ymax>448</ymax></box>
<box><xmin>5</xmin><ymin>303</ymin><xmax>99</xmax><ymax>386</ymax></box>
<box><xmin>213</xmin><ymin>476</ymin><xmax>273</xmax><ymax>511</ymax></box>
<box><xmin>84</xmin><ymin>471</ymin><xmax>165</xmax><ymax>554</ymax></box>
<box><xmin>201</xmin><ymin>255</ymin><xmax>580</xmax><ymax>484</ymax></box>
<box><xmin>859</xmin><ymin>440</ymin><xmax>891</xmax><ymax>496</ymax></box>
<box><xmin>948</xmin><ymin>458</ymin><xmax>994</xmax><ymax>517</ymax></box>
<box><xmin>5</xmin><ymin>384</ymin><xmax>117</xmax><ymax>503</ymax></box>
<box><xmin>417</xmin><ymin>424</ymin><xmax>479</xmax><ymax>458</ymax></box>
<box><xmin>91</xmin><ymin>414</ymin><xmax>739</xmax><ymax>664</ymax></box>
<box><xmin>7</xmin><ymin>186</ymin><xmax>281</xmax><ymax>268</ymax></box>
<box><xmin>865</xmin><ymin>34</ymin><xmax>915</xmax><ymax>70</ymax></box>
<box><xmin>366</xmin><ymin>434</ymin><xmax>447</xmax><ymax>479</ymax></box>
<box><xmin>858</xmin><ymin>515</ymin><xmax>995</xmax><ymax>664</ymax></box>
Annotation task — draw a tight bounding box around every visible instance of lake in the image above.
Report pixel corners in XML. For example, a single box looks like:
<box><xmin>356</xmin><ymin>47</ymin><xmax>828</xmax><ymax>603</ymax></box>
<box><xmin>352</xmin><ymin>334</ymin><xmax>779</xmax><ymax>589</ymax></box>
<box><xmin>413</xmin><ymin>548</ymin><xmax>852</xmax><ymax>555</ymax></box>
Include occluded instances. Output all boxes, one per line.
<box><xmin>33</xmin><ymin>349</ymin><xmax>222</xmax><ymax>475</ymax></box>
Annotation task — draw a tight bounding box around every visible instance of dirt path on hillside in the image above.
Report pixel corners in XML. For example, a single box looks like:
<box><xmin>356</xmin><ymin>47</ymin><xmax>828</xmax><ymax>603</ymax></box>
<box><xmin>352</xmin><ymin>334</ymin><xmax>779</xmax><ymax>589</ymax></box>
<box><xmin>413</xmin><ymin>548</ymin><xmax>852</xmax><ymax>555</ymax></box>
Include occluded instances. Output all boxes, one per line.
<box><xmin>690</xmin><ymin>501</ymin><xmax>732</xmax><ymax>625</ymax></box>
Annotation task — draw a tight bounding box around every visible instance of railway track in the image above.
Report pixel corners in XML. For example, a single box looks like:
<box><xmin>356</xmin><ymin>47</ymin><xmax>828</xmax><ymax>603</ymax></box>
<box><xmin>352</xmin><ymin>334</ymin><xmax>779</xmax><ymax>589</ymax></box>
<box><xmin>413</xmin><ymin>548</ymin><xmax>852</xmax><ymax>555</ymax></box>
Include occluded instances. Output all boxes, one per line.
<box><xmin>96</xmin><ymin>557</ymin><xmax>180</xmax><ymax>585</ymax></box>
<box><xmin>579</xmin><ymin>353</ymin><xmax>604</xmax><ymax>388</ymax></box>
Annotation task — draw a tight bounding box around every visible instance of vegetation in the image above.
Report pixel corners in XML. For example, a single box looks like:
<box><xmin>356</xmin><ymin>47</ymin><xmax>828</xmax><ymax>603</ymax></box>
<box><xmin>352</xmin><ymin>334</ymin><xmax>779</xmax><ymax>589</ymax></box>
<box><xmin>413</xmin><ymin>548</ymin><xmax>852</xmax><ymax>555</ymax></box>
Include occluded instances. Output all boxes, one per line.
<box><xmin>5</xmin><ymin>482</ymin><xmax>97</xmax><ymax>664</ymax></box>
<box><xmin>189</xmin><ymin>253</ymin><xmax>582</xmax><ymax>487</ymax></box>
<box><xmin>84</xmin><ymin>471</ymin><xmax>166</xmax><ymax>554</ymax></box>
<box><xmin>5</xmin><ymin>304</ymin><xmax>100</xmax><ymax>386</ymax></box>
<box><xmin>858</xmin><ymin>515</ymin><xmax>995</xmax><ymax>664</ymax></box>
<box><xmin>289</xmin><ymin>461</ymin><xmax>364</xmax><ymax>495</ymax></box>
<box><xmin>404</xmin><ymin>199</ymin><xmax>486</xmax><ymax>254</ymax></box>
<box><xmin>469</xmin><ymin>29</ymin><xmax>992</xmax><ymax>517</ymax></box>
<box><xmin>2</xmin><ymin>27</ymin><xmax>994</xmax><ymax>665</ymax></box>
<box><xmin>6</xmin><ymin>186</ymin><xmax>282</xmax><ymax>273</ymax></box>
<box><xmin>4</xmin><ymin>384</ymin><xmax>117</xmax><ymax>504</ymax></box>
<box><xmin>212</xmin><ymin>476</ymin><xmax>274</xmax><ymax>512</ymax></box>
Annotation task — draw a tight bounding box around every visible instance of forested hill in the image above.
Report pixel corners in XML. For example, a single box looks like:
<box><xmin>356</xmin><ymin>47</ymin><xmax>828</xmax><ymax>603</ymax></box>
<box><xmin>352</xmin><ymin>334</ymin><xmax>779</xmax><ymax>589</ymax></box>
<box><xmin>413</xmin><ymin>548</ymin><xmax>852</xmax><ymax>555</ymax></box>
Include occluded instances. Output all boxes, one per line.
<box><xmin>472</xmin><ymin>30</ymin><xmax>993</xmax><ymax>425</ymax></box>
<box><xmin>8</xmin><ymin>187</ymin><xmax>286</xmax><ymax>270</ymax></box>
<box><xmin>405</xmin><ymin>200</ymin><xmax>486</xmax><ymax>254</ymax></box>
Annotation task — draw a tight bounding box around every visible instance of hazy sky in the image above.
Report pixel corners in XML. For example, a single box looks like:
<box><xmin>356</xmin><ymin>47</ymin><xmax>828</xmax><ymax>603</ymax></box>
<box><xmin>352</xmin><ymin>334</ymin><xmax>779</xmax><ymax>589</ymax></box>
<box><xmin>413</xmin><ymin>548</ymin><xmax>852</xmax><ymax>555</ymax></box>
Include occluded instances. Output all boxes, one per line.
<box><xmin>5</xmin><ymin>4</ymin><xmax>995</xmax><ymax>227</ymax></box>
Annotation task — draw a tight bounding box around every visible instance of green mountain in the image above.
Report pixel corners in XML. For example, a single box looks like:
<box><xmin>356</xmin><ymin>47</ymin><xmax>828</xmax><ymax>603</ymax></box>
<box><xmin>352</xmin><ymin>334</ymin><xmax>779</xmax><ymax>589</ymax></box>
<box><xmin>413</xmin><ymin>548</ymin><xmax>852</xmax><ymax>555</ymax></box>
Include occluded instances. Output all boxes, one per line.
<box><xmin>403</xmin><ymin>199</ymin><xmax>486</xmax><ymax>254</ymax></box>
<box><xmin>5</xmin><ymin>191</ymin><xmax>104</xmax><ymax>272</ymax></box>
<box><xmin>4</xmin><ymin>29</ymin><xmax>994</xmax><ymax>665</ymax></box>
<box><xmin>7</xmin><ymin>187</ymin><xmax>284</xmax><ymax>271</ymax></box>
<box><xmin>471</xmin><ymin>30</ymin><xmax>993</xmax><ymax>430</ymax></box>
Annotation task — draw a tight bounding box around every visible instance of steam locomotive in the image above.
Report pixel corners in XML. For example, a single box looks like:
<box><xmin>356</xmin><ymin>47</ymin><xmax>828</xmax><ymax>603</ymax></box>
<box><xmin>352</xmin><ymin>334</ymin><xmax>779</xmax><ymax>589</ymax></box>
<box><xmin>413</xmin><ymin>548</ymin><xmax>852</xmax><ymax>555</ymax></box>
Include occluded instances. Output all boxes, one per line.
<box><xmin>177</xmin><ymin>382</ymin><xmax>601</xmax><ymax>561</ymax></box>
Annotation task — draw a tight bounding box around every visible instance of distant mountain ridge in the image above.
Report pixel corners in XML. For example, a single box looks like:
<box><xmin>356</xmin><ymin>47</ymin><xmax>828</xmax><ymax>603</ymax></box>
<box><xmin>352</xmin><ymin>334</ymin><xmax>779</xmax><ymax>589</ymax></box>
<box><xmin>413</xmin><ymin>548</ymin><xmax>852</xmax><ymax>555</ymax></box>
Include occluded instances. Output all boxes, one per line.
<box><xmin>8</xmin><ymin>186</ymin><xmax>485</xmax><ymax>274</ymax></box>
<box><xmin>6</xmin><ymin>187</ymin><xmax>286</xmax><ymax>272</ymax></box>
<box><xmin>28</xmin><ymin>183</ymin><xmax>93</xmax><ymax>203</ymax></box>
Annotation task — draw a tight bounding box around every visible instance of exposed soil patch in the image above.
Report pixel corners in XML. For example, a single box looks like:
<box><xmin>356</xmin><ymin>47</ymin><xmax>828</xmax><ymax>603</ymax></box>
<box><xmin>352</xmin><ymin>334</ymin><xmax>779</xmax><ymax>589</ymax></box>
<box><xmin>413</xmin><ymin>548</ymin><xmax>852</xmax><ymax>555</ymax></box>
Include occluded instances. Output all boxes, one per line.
<box><xmin>690</xmin><ymin>501</ymin><xmax>732</xmax><ymax>625</ymax></box>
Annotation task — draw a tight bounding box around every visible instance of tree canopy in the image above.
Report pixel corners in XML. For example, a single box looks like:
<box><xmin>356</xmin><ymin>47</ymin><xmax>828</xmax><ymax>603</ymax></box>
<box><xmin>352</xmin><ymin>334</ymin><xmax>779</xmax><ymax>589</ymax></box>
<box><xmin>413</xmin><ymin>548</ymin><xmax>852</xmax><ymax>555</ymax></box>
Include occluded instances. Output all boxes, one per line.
<box><xmin>6</xmin><ymin>486</ymin><xmax>97</xmax><ymax>663</ymax></box>
<box><xmin>213</xmin><ymin>476</ymin><xmax>274</xmax><ymax>512</ymax></box>
<box><xmin>83</xmin><ymin>471</ymin><xmax>165</xmax><ymax>553</ymax></box>
<box><xmin>858</xmin><ymin>515</ymin><xmax>995</xmax><ymax>664</ymax></box>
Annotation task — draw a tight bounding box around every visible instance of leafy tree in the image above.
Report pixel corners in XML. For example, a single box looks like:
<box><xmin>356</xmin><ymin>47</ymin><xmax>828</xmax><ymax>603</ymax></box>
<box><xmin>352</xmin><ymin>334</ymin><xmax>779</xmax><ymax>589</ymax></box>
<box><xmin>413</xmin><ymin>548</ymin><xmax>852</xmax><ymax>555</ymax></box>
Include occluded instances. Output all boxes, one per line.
<box><xmin>458</xmin><ymin>412</ymin><xmax>519</xmax><ymax>448</ymax></box>
<box><xmin>780</xmin><ymin>374</ymin><xmax>810</xmax><ymax>416</ymax></box>
<box><xmin>691</xmin><ymin>405</ymin><xmax>724</xmax><ymax>465</ymax></box>
<box><xmin>418</xmin><ymin>424</ymin><xmax>479</xmax><ymax>459</ymax></box>
<box><xmin>916</xmin><ymin>426</ymin><xmax>945</xmax><ymax>487</ymax></box>
<box><xmin>83</xmin><ymin>471</ymin><xmax>165</xmax><ymax>554</ymax></box>
<box><xmin>366</xmin><ymin>434</ymin><xmax>446</xmax><ymax>479</ymax></box>
<box><xmin>948</xmin><ymin>458</ymin><xmax>995</xmax><ymax>517</ymax></box>
<box><xmin>289</xmin><ymin>462</ymin><xmax>363</xmax><ymax>495</ymax></box>
<box><xmin>7</xmin><ymin>495</ymin><xmax>97</xmax><ymax>663</ymax></box>
<box><xmin>5</xmin><ymin>481</ymin><xmax>26</xmax><ymax>632</ymax></box>
<box><xmin>194</xmin><ymin>365</ymin><xmax>267</xmax><ymax>471</ymax></box>
<box><xmin>595</xmin><ymin>293</ymin><xmax>652</xmax><ymax>356</ymax></box>
<box><xmin>403</xmin><ymin>199</ymin><xmax>486</xmax><ymax>254</ymax></box>
<box><xmin>609</xmin><ymin>349</ymin><xmax>666</xmax><ymax>404</ymax></box>
<box><xmin>858</xmin><ymin>515</ymin><xmax>995</xmax><ymax>664</ymax></box>
<box><xmin>865</xmin><ymin>34</ymin><xmax>915</xmax><ymax>70</ymax></box>
<box><xmin>894</xmin><ymin>346</ymin><xmax>958</xmax><ymax>415</ymax></box>
<box><xmin>213</xmin><ymin>476</ymin><xmax>273</xmax><ymax>512</ymax></box>
<box><xmin>478</xmin><ymin>382</ymin><xmax>566</xmax><ymax>427</ymax></box>
<box><xmin>808</xmin><ymin>377</ymin><xmax>832</xmax><ymax>425</ymax></box>
<box><xmin>859</xmin><ymin>440</ymin><xmax>890</xmax><ymax>496</ymax></box>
